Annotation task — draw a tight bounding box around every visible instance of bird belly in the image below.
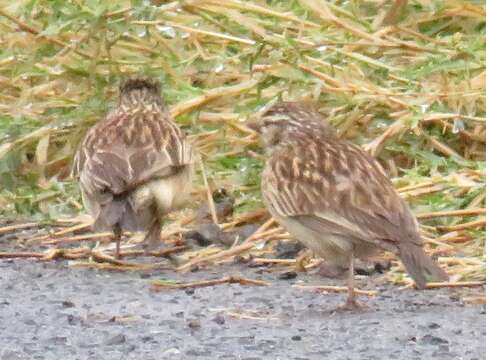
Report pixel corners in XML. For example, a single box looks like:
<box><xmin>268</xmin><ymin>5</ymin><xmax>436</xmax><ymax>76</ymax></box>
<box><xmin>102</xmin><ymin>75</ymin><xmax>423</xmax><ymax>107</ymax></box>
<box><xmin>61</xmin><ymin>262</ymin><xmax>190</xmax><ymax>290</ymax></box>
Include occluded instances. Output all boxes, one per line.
<box><xmin>277</xmin><ymin>215</ymin><xmax>354</xmax><ymax>266</ymax></box>
<box><xmin>132</xmin><ymin>166</ymin><xmax>193</xmax><ymax>214</ymax></box>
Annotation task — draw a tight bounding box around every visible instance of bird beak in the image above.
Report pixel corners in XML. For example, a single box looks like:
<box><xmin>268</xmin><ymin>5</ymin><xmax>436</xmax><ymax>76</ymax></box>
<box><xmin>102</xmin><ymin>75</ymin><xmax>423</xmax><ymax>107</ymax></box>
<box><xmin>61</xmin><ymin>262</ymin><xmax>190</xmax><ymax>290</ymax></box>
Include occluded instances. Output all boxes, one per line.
<box><xmin>246</xmin><ymin>118</ymin><xmax>262</xmax><ymax>133</ymax></box>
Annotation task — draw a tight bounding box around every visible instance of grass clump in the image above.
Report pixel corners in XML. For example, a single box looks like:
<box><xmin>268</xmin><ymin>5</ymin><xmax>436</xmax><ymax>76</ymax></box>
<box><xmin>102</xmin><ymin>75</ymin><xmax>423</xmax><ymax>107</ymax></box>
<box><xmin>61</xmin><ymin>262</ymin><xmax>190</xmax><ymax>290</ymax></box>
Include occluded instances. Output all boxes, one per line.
<box><xmin>0</xmin><ymin>0</ymin><xmax>485</xmax><ymax>283</ymax></box>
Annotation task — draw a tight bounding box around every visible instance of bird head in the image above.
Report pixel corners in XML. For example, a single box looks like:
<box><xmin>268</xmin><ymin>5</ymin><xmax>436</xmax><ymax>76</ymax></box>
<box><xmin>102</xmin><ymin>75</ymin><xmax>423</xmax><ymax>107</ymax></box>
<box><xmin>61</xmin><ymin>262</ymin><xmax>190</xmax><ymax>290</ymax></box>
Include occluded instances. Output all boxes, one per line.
<box><xmin>248</xmin><ymin>101</ymin><xmax>336</xmax><ymax>150</ymax></box>
<box><xmin>119</xmin><ymin>76</ymin><xmax>164</xmax><ymax>107</ymax></box>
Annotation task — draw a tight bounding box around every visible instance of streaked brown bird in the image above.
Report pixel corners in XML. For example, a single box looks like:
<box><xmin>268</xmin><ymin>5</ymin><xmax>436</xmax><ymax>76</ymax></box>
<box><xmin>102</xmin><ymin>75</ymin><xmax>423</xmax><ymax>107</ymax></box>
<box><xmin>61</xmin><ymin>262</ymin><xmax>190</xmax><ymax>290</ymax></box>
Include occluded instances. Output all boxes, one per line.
<box><xmin>249</xmin><ymin>102</ymin><xmax>448</xmax><ymax>309</ymax></box>
<box><xmin>73</xmin><ymin>77</ymin><xmax>194</xmax><ymax>259</ymax></box>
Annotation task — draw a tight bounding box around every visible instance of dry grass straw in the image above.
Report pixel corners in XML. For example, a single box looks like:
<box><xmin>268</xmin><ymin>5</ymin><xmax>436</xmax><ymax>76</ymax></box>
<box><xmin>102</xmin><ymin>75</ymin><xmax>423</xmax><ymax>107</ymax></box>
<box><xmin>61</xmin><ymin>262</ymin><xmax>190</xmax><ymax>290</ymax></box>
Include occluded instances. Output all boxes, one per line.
<box><xmin>150</xmin><ymin>275</ymin><xmax>268</xmax><ymax>291</ymax></box>
<box><xmin>0</xmin><ymin>0</ymin><xmax>485</xmax><ymax>286</ymax></box>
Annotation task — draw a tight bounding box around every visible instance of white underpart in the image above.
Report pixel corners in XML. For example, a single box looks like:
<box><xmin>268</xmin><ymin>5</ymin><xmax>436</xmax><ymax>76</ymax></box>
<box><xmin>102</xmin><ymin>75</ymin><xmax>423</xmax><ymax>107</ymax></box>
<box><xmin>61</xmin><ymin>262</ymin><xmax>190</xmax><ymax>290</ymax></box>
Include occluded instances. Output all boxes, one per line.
<box><xmin>131</xmin><ymin>166</ymin><xmax>192</xmax><ymax>214</ymax></box>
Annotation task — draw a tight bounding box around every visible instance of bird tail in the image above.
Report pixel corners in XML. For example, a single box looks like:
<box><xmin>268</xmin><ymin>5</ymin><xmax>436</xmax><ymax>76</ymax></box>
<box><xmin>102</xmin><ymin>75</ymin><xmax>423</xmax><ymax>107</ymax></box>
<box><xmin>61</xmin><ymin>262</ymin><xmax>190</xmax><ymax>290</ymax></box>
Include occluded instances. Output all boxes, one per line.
<box><xmin>93</xmin><ymin>198</ymin><xmax>139</xmax><ymax>233</ymax></box>
<box><xmin>398</xmin><ymin>243</ymin><xmax>449</xmax><ymax>289</ymax></box>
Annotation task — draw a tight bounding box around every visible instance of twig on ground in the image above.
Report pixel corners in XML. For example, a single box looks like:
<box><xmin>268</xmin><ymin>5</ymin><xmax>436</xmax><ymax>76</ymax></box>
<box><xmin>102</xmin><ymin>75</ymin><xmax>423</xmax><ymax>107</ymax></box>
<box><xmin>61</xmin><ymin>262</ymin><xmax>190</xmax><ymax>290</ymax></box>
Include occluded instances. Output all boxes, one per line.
<box><xmin>110</xmin><ymin>246</ymin><xmax>188</xmax><ymax>258</ymax></box>
<box><xmin>293</xmin><ymin>284</ymin><xmax>377</xmax><ymax>296</ymax></box>
<box><xmin>0</xmin><ymin>222</ymin><xmax>39</xmax><ymax>234</ymax></box>
<box><xmin>177</xmin><ymin>218</ymin><xmax>278</xmax><ymax>271</ymax></box>
<box><xmin>400</xmin><ymin>281</ymin><xmax>485</xmax><ymax>289</ymax></box>
<box><xmin>150</xmin><ymin>275</ymin><xmax>269</xmax><ymax>291</ymax></box>
<box><xmin>0</xmin><ymin>251</ymin><xmax>44</xmax><ymax>259</ymax></box>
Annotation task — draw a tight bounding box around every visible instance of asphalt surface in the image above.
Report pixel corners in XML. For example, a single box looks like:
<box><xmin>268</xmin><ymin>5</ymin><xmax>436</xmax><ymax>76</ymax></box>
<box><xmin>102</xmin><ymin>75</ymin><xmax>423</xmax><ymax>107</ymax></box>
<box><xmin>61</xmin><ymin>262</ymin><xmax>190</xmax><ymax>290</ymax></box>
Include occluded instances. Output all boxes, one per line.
<box><xmin>0</xmin><ymin>258</ymin><xmax>485</xmax><ymax>360</ymax></box>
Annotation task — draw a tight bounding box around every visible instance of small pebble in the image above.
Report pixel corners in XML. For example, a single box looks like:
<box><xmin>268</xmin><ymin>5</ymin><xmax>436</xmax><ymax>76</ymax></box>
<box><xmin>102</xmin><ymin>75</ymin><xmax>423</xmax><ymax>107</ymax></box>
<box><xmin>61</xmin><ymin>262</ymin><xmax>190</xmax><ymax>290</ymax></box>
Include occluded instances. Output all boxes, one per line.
<box><xmin>174</xmin><ymin>311</ymin><xmax>184</xmax><ymax>318</ymax></box>
<box><xmin>275</xmin><ymin>240</ymin><xmax>303</xmax><ymax>259</ymax></box>
<box><xmin>105</xmin><ymin>334</ymin><xmax>126</xmax><ymax>346</ymax></box>
<box><xmin>61</xmin><ymin>300</ymin><xmax>75</xmax><ymax>308</ymax></box>
<box><xmin>141</xmin><ymin>336</ymin><xmax>153</xmax><ymax>343</ymax></box>
<box><xmin>185</xmin><ymin>288</ymin><xmax>195</xmax><ymax>295</ymax></box>
<box><xmin>421</xmin><ymin>334</ymin><xmax>448</xmax><ymax>345</ymax></box>
<box><xmin>212</xmin><ymin>313</ymin><xmax>225</xmax><ymax>325</ymax></box>
<box><xmin>187</xmin><ymin>319</ymin><xmax>201</xmax><ymax>330</ymax></box>
<box><xmin>278</xmin><ymin>271</ymin><xmax>297</xmax><ymax>280</ymax></box>
<box><xmin>291</xmin><ymin>335</ymin><xmax>302</xmax><ymax>341</ymax></box>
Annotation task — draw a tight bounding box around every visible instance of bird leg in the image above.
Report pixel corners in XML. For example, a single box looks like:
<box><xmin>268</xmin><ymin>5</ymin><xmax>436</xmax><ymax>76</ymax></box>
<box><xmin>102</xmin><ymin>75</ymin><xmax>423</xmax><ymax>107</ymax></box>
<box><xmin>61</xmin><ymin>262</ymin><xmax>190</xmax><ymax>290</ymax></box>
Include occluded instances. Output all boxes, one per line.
<box><xmin>143</xmin><ymin>218</ymin><xmax>162</xmax><ymax>254</ymax></box>
<box><xmin>142</xmin><ymin>218</ymin><xmax>183</xmax><ymax>266</ymax></box>
<box><xmin>346</xmin><ymin>253</ymin><xmax>358</xmax><ymax>306</ymax></box>
<box><xmin>113</xmin><ymin>223</ymin><xmax>122</xmax><ymax>260</ymax></box>
<box><xmin>340</xmin><ymin>252</ymin><xmax>367</xmax><ymax>311</ymax></box>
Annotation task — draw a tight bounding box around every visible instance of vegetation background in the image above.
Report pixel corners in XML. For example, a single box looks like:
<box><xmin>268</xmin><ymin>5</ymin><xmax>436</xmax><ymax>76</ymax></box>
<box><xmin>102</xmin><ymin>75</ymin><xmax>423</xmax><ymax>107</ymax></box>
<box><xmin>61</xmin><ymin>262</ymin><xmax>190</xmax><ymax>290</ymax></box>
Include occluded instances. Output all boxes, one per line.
<box><xmin>0</xmin><ymin>0</ymin><xmax>485</xmax><ymax>284</ymax></box>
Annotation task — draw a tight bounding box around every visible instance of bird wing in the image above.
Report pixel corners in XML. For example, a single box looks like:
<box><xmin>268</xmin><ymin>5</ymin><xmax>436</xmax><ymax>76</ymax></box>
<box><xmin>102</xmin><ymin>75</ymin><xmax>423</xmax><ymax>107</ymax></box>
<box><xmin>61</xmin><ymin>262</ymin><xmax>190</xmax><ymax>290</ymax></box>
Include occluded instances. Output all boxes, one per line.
<box><xmin>74</xmin><ymin>110</ymin><xmax>194</xmax><ymax>199</ymax></box>
<box><xmin>262</xmin><ymin>138</ymin><xmax>421</xmax><ymax>249</ymax></box>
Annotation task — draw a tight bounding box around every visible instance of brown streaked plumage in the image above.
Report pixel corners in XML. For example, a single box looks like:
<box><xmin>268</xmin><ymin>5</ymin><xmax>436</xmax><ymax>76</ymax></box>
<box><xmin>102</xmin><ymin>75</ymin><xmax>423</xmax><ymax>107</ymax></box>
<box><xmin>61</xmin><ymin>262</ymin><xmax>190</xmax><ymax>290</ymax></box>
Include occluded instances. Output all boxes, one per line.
<box><xmin>249</xmin><ymin>101</ymin><xmax>448</xmax><ymax>308</ymax></box>
<box><xmin>73</xmin><ymin>76</ymin><xmax>194</xmax><ymax>258</ymax></box>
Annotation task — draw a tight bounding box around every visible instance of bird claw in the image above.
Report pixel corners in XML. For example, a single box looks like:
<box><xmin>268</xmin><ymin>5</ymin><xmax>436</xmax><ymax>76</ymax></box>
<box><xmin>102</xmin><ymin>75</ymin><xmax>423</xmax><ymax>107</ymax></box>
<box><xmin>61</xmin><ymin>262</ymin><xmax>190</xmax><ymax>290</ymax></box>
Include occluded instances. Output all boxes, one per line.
<box><xmin>337</xmin><ymin>298</ymin><xmax>368</xmax><ymax>312</ymax></box>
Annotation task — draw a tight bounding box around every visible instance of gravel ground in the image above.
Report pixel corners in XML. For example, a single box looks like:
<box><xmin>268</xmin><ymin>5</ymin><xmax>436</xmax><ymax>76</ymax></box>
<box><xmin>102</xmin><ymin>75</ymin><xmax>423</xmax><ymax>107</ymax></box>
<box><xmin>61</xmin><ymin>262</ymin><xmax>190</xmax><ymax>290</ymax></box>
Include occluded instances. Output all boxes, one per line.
<box><xmin>0</xmin><ymin>257</ymin><xmax>485</xmax><ymax>360</ymax></box>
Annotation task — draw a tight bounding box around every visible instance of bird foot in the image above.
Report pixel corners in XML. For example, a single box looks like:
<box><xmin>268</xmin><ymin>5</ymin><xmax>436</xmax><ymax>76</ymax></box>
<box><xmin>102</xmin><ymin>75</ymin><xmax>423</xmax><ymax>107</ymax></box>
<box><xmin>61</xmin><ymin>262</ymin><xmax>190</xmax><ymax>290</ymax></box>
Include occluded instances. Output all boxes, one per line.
<box><xmin>337</xmin><ymin>297</ymin><xmax>368</xmax><ymax>312</ymax></box>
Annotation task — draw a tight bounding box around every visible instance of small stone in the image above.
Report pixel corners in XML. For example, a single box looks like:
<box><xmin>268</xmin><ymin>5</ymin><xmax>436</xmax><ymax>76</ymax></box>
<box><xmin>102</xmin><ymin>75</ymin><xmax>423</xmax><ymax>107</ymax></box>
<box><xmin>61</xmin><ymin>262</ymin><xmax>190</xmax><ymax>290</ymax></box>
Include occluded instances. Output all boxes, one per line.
<box><xmin>105</xmin><ymin>334</ymin><xmax>126</xmax><ymax>346</ymax></box>
<box><xmin>141</xmin><ymin>336</ymin><xmax>153</xmax><ymax>343</ymax></box>
<box><xmin>278</xmin><ymin>271</ymin><xmax>297</xmax><ymax>280</ymax></box>
<box><xmin>291</xmin><ymin>335</ymin><xmax>302</xmax><ymax>341</ymax></box>
<box><xmin>212</xmin><ymin>313</ymin><xmax>225</xmax><ymax>325</ymax></box>
<box><xmin>355</xmin><ymin>267</ymin><xmax>372</xmax><ymax>276</ymax></box>
<box><xmin>67</xmin><ymin>314</ymin><xmax>82</xmax><ymax>325</ymax></box>
<box><xmin>185</xmin><ymin>288</ymin><xmax>195</xmax><ymax>295</ymax></box>
<box><xmin>61</xmin><ymin>300</ymin><xmax>75</xmax><ymax>308</ymax></box>
<box><xmin>275</xmin><ymin>240</ymin><xmax>304</xmax><ymax>259</ymax></box>
<box><xmin>428</xmin><ymin>322</ymin><xmax>440</xmax><ymax>329</ymax></box>
<box><xmin>184</xmin><ymin>223</ymin><xmax>222</xmax><ymax>247</ymax></box>
<box><xmin>449</xmin><ymin>294</ymin><xmax>461</xmax><ymax>302</ymax></box>
<box><xmin>421</xmin><ymin>334</ymin><xmax>448</xmax><ymax>345</ymax></box>
<box><xmin>187</xmin><ymin>319</ymin><xmax>201</xmax><ymax>330</ymax></box>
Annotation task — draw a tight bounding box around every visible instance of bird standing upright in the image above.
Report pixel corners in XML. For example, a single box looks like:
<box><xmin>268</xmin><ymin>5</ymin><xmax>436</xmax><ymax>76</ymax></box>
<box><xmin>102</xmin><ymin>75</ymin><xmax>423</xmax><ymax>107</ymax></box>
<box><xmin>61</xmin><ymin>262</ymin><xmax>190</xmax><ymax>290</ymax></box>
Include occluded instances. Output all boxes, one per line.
<box><xmin>73</xmin><ymin>77</ymin><xmax>195</xmax><ymax>259</ymax></box>
<box><xmin>249</xmin><ymin>102</ymin><xmax>448</xmax><ymax>309</ymax></box>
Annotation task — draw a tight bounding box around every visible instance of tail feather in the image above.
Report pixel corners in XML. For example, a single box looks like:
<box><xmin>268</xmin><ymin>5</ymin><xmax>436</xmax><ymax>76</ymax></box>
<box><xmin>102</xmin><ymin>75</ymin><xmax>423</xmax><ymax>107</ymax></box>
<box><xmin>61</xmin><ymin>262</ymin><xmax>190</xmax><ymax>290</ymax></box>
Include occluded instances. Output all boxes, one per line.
<box><xmin>399</xmin><ymin>244</ymin><xmax>449</xmax><ymax>289</ymax></box>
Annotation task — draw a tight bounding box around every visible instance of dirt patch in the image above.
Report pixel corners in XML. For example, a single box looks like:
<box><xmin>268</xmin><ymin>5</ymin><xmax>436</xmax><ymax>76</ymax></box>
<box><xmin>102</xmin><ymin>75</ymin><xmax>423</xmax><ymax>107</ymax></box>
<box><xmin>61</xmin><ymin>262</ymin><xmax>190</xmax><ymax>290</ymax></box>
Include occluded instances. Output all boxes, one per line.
<box><xmin>0</xmin><ymin>258</ymin><xmax>484</xmax><ymax>360</ymax></box>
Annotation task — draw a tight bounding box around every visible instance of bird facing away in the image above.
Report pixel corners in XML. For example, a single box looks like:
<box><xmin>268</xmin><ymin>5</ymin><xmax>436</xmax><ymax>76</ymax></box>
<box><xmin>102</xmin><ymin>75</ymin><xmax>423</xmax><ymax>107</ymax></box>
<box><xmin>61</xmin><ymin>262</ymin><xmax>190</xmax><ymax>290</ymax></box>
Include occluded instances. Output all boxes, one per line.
<box><xmin>73</xmin><ymin>77</ymin><xmax>195</xmax><ymax>258</ymax></box>
<box><xmin>249</xmin><ymin>102</ymin><xmax>448</xmax><ymax>308</ymax></box>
